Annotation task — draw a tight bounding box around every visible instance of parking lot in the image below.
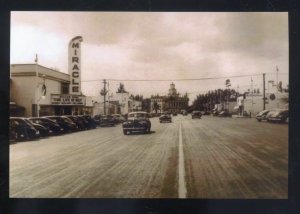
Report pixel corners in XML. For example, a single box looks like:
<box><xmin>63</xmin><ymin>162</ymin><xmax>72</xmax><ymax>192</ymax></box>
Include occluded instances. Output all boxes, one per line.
<box><xmin>10</xmin><ymin>115</ymin><xmax>288</xmax><ymax>198</ymax></box>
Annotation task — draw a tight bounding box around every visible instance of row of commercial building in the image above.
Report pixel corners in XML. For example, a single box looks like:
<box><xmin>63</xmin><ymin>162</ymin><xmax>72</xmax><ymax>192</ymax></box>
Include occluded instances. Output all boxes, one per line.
<box><xmin>10</xmin><ymin>64</ymin><xmax>190</xmax><ymax>117</ymax></box>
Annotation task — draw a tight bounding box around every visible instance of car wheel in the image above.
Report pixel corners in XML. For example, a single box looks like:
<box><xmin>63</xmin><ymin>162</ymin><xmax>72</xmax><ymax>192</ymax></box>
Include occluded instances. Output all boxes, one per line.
<box><xmin>123</xmin><ymin>130</ymin><xmax>128</xmax><ymax>135</ymax></box>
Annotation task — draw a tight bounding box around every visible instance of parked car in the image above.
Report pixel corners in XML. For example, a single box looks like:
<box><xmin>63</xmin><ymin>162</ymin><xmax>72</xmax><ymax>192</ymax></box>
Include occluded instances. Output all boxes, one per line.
<box><xmin>112</xmin><ymin>114</ymin><xmax>126</xmax><ymax>123</ymax></box>
<box><xmin>65</xmin><ymin>115</ymin><xmax>86</xmax><ymax>130</ymax></box>
<box><xmin>255</xmin><ymin>110</ymin><xmax>270</xmax><ymax>122</ymax></box>
<box><xmin>24</xmin><ymin>118</ymin><xmax>50</xmax><ymax>137</ymax></box>
<box><xmin>122</xmin><ymin>111</ymin><xmax>151</xmax><ymax>135</ymax></box>
<box><xmin>80</xmin><ymin>115</ymin><xmax>97</xmax><ymax>129</ymax></box>
<box><xmin>44</xmin><ymin>116</ymin><xmax>78</xmax><ymax>133</ymax></box>
<box><xmin>98</xmin><ymin>115</ymin><xmax>115</xmax><ymax>127</ymax></box>
<box><xmin>267</xmin><ymin>109</ymin><xmax>289</xmax><ymax>123</ymax></box>
<box><xmin>10</xmin><ymin>117</ymin><xmax>40</xmax><ymax>141</ymax></box>
<box><xmin>29</xmin><ymin>117</ymin><xmax>64</xmax><ymax>135</ymax></box>
<box><xmin>93</xmin><ymin>114</ymin><xmax>102</xmax><ymax>125</ymax></box>
<box><xmin>159</xmin><ymin>114</ymin><xmax>172</xmax><ymax>123</ymax></box>
<box><xmin>191</xmin><ymin>111</ymin><xmax>202</xmax><ymax>119</ymax></box>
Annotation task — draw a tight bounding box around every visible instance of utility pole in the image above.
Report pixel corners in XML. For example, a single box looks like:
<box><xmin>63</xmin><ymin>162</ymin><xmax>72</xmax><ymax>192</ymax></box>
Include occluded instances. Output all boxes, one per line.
<box><xmin>251</xmin><ymin>77</ymin><xmax>253</xmax><ymax>117</ymax></box>
<box><xmin>263</xmin><ymin>73</ymin><xmax>266</xmax><ymax>110</ymax></box>
<box><xmin>100</xmin><ymin>79</ymin><xmax>108</xmax><ymax>115</ymax></box>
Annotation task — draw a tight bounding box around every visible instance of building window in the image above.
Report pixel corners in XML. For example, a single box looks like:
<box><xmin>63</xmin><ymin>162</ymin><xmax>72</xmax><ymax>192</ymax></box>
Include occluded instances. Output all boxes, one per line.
<box><xmin>61</xmin><ymin>83</ymin><xmax>69</xmax><ymax>94</ymax></box>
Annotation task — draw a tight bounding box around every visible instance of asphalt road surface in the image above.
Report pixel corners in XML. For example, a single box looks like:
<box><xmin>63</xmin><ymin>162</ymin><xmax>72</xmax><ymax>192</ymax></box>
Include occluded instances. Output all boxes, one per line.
<box><xmin>10</xmin><ymin>115</ymin><xmax>288</xmax><ymax>198</ymax></box>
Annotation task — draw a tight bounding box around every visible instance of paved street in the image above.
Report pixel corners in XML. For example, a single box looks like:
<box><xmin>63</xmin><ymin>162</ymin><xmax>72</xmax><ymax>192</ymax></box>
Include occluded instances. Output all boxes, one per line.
<box><xmin>10</xmin><ymin>115</ymin><xmax>288</xmax><ymax>198</ymax></box>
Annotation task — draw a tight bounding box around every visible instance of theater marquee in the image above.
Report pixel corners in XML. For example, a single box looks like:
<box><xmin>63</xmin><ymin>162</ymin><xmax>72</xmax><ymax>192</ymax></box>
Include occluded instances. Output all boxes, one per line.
<box><xmin>68</xmin><ymin>36</ymin><xmax>83</xmax><ymax>95</ymax></box>
<box><xmin>51</xmin><ymin>94</ymin><xmax>86</xmax><ymax>105</ymax></box>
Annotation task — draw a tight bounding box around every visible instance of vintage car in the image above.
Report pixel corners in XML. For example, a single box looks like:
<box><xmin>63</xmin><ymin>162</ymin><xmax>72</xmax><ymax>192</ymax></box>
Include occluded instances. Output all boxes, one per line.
<box><xmin>122</xmin><ymin>111</ymin><xmax>151</xmax><ymax>135</ymax></box>
<box><xmin>10</xmin><ymin>117</ymin><xmax>40</xmax><ymax>141</ymax></box>
<box><xmin>191</xmin><ymin>111</ymin><xmax>202</xmax><ymax>119</ymax></box>
<box><xmin>29</xmin><ymin>117</ymin><xmax>64</xmax><ymax>135</ymax></box>
<box><xmin>255</xmin><ymin>110</ymin><xmax>270</xmax><ymax>122</ymax></box>
<box><xmin>267</xmin><ymin>109</ymin><xmax>289</xmax><ymax>123</ymax></box>
<box><xmin>98</xmin><ymin>115</ymin><xmax>115</xmax><ymax>127</ymax></box>
<box><xmin>159</xmin><ymin>114</ymin><xmax>172</xmax><ymax>123</ymax></box>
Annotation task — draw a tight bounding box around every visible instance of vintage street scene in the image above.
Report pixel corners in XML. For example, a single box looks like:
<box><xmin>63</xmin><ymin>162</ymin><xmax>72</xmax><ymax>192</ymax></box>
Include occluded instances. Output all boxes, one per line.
<box><xmin>10</xmin><ymin>12</ymin><xmax>288</xmax><ymax>198</ymax></box>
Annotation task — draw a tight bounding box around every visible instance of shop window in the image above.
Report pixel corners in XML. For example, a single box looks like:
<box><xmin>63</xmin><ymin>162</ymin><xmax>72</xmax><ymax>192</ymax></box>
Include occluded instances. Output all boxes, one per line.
<box><xmin>61</xmin><ymin>83</ymin><xmax>69</xmax><ymax>94</ymax></box>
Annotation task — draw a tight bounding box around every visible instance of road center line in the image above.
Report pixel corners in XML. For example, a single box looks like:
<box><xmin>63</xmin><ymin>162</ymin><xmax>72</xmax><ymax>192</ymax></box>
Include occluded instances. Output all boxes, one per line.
<box><xmin>178</xmin><ymin>122</ymin><xmax>187</xmax><ymax>198</ymax></box>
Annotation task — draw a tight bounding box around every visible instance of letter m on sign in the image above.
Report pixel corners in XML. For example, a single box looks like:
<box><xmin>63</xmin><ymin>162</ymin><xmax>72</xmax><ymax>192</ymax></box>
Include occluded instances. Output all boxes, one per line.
<box><xmin>72</xmin><ymin>43</ymin><xmax>80</xmax><ymax>48</ymax></box>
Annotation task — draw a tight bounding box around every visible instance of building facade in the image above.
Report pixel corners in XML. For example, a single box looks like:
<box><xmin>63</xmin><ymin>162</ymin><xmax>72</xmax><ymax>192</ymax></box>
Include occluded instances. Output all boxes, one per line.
<box><xmin>150</xmin><ymin>83</ymin><xmax>189</xmax><ymax>114</ymax></box>
<box><xmin>10</xmin><ymin>64</ymin><xmax>93</xmax><ymax>117</ymax></box>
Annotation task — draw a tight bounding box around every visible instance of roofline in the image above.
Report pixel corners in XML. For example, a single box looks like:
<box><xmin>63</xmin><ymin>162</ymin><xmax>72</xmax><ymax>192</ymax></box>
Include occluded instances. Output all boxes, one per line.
<box><xmin>11</xmin><ymin>64</ymin><xmax>69</xmax><ymax>76</ymax></box>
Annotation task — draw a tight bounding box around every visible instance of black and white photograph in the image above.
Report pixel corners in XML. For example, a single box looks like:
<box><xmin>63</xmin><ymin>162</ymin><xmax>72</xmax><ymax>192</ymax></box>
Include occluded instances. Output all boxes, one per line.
<box><xmin>9</xmin><ymin>12</ymin><xmax>289</xmax><ymax>199</ymax></box>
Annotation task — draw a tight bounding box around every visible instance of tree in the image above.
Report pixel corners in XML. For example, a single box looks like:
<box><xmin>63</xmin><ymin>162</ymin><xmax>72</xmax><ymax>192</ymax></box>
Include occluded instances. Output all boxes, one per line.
<box><xmin>117</xmin><ymin>83</ymin><xmax>127</xmax><ymax>93</ymax></box>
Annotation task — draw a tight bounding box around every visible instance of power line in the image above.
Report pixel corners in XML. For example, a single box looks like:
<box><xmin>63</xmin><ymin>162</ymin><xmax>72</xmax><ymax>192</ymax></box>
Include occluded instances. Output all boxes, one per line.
<box><xmin>81</xmin><ymin>72</ymin><xmax>288</xmax><ymax>83</ymax></box>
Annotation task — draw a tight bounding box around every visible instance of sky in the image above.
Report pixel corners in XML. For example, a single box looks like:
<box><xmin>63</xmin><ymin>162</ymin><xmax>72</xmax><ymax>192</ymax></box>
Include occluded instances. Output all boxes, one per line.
<box><xmin>10</xmin><ymin>12</ymin><xmax>289</xmax><ymax>103</ymax></box>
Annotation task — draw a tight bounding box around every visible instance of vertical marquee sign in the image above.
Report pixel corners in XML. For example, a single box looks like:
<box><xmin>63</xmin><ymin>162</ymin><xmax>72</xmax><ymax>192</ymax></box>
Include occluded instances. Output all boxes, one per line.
<box><xmin>68</xmin><ymin>36</ymin><xmax>83</xmax><ymax>95</ymax></box>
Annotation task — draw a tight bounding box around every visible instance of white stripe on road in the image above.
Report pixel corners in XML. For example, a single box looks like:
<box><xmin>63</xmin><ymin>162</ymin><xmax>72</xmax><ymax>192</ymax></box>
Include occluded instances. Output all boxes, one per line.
<box><xmin>178</xmin><ymin>122</ymin><xmax>187</xmax><ymax>198</ymax></box>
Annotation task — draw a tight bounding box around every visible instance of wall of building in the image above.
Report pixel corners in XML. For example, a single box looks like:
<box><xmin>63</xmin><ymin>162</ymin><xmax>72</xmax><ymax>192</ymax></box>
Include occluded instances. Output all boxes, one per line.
<box><xmin>243</xmin><ymin>92</ymin><xmax>288</xmax><ymax>116</ymax></box>
<box><xmin>10</xmin><ymin>76</ymin><xmax>36</xmax><ymax>117</ymax></box>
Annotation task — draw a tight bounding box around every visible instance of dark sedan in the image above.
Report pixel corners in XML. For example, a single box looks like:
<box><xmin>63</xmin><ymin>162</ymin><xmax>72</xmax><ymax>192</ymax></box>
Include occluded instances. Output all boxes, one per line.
<box><xmin>99</xmin><ymin>115</ymin><xmax>115</xmax><ymax>127</ymax></box>
<box><xmin>159</xmin><ymin>114</ymin><xmax>172</xmax><ymax>123</ymax></box>
<box><xmin>24</xmin><ymin>118</ymin><xmax>50</xmax><ymax>137</ymax></box>
<box><xmin>10</xmin><ymin>117</ymin><xmax>40</xmax><ymax>141</ymax></box>
<box><xmin>29</xmin><ymin>117</ymin><xmax>64</xmax><ymax>135</ymax></box>
<box><xmin>122</xmin><ymin>112</ymin><xmax>151</xmax><ymax>135</ymax></box>
<box><xmin>191</xmin><ymin>111</ymin><xmax>202</xmax><ymax>119</ymax></box>
<box><xmin>80</xmin><ymin>115</ymin><xmax>97</xmax><ymax>129</ymax></box>
<box><xmin>44</xmin><ymin>116</ymin><xmax>78</xmax><ymax>133</ymax></box>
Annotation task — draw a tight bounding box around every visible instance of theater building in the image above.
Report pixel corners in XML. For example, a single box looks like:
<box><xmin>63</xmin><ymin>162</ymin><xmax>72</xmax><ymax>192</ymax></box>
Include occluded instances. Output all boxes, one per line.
<box><xmin>10</xmin><ymin>64</ymin><xmax>93</xmax><ymax>117</ymax></box>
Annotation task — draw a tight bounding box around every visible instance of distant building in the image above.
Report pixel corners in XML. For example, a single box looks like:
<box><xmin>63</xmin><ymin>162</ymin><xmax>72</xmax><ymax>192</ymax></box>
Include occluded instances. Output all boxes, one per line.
<box><xmin>150</xmin><ymin>82</ymin><xmax>189</xmax><ymax>114</ymax></box>
<box><xmin>10</xmin><ymin>64</ymin><xmax>93</xmax><ymax>117</ymax></box>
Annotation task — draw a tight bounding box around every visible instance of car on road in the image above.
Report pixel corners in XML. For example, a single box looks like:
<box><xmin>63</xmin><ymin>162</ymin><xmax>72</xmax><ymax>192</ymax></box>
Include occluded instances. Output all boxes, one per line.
<box><xmin>29</xmin><ymin>117</ymin><xmax>64</xmax><ymax>135</ymax></box>
<box><xmin>122</xmin><ymin>111</ymin><xmax>151</xmax><ymax>135</ymax></box>
<box><xmin>159</xmin><ymin>114</ymin><xmax>172</xmax><ymax>123</ymax></box>
<box><xmin>98</xmin><ymin>115</ymin><xmax>115</xmax><ymax>127</ymax></box>
<box><xmin>256</xmin><ymin>110</ymin><xmax>270</xmax><ymax>122</ymax></box>
<box><xmin>10</xmin><ymin>117</ymin><xmax>40</xmax><ymax>141</ymax></box>
<box><xmin>267</xmin><ymin>109</ymin><xmax>289</xmax><ymax>123</ymax></box>
<box><xmin>191</xmin><ymin>111</ymin><xmax>202</xmax><ymax>119</ymax></box>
